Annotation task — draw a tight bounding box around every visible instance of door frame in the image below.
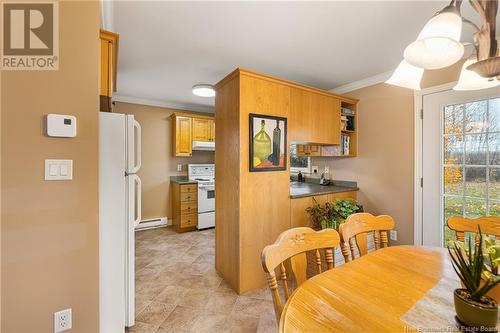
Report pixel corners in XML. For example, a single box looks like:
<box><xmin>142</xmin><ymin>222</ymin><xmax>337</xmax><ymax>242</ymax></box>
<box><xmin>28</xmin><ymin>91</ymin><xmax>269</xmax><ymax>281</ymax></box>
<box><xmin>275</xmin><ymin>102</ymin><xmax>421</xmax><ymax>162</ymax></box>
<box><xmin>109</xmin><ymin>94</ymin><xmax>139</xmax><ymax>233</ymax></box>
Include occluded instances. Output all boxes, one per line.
<box><xmin>413</xmin><ymin>82</ymin><xmax>457</xmax><ymax>245</ymax></box>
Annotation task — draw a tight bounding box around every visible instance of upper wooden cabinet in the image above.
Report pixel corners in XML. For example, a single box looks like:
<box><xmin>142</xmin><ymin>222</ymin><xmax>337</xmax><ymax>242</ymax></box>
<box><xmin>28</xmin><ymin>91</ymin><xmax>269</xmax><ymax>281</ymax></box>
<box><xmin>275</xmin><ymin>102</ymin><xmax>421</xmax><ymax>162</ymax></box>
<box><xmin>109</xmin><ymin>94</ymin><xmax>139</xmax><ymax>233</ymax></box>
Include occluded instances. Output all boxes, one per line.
<box><xmin>192</xmin><ymin>118</ymin><xmax>215</xmax><ymax>142</ymax></box>
<box><xmin>99</xmin><ymin>29</ymin><xmax>119</xmax><ymax>112</ymax></box>
<box><xmin>171</xmin><ymin>113</ymin><xmax>215</xmax><ymax>156</ymax></box>
<box><xmin>296</xmin><ymin>144</ymin><xmax>321</xmax><ymax>156</ymax></box>
<box><xmin>173</xmin><ymin>115</ymin><xmax>193</xmax><ymax>156</ymax></box>
<box><xmin>290</xmin><ymin>88</ymin><xmax>341</xmax><ymax>145</ymax></box>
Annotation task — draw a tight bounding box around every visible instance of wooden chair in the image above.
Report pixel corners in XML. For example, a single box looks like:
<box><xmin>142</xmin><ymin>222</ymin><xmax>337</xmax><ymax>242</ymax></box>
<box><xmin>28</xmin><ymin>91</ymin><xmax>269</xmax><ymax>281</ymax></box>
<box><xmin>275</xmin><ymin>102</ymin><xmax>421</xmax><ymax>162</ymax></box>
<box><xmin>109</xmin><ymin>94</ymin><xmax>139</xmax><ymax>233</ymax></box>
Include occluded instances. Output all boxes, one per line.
<box><xmin>339</xmin><ymin>212</ymin><xmax>395</xmax><ymax>262</ymax></box>
<box><xmin>447</xmin><ymin>216</ymin><xmax>500</xmax><ymax>243</ymax></box>
<box><xmin>261</xmin><ymin>227</ymin><xmax>340</xmax><ymax>322</ymax></box>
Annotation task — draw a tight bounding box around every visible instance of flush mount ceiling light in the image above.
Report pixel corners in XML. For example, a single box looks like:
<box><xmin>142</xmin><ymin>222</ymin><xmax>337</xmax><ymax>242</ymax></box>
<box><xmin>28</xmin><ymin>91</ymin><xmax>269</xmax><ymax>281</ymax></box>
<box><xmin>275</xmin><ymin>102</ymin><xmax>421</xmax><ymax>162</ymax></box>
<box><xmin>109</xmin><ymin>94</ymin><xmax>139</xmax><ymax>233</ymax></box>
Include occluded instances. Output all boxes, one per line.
<box><xmin>192</xmin><ymin>84</ymin><xmax>215</xmax><ymax>97</ymax></box>
<box><xmin>389</xmin><ymin>0</ymin><xmax>499</xmax><ymax>91</ymax></box>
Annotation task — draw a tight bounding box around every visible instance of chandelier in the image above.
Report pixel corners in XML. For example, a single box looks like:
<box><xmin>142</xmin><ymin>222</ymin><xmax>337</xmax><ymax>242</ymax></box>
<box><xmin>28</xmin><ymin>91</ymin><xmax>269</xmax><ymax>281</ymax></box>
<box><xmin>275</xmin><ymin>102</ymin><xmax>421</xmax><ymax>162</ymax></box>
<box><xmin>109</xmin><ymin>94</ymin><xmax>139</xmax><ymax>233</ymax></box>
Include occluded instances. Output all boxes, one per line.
<box><xmin>386</xmin><ymin>0</ymin><xmax>499</xmax><ymax>91</ymax></box>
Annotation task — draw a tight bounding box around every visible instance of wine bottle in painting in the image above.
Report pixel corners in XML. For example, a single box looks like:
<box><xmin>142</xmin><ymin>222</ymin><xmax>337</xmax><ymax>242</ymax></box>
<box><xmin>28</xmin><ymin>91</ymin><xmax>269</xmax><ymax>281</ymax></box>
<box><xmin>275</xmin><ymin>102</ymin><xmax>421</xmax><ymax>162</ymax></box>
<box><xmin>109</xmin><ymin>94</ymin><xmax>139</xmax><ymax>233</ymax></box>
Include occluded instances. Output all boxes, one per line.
<box><xmin>271</xmin><ymin>120</ymin><xmax>281</xmax><ymax>166</ymax></box>
<box><xmin>253</xmin><ymin>120</ymin><xmax>272</xmax><ymax>166</ymax></box>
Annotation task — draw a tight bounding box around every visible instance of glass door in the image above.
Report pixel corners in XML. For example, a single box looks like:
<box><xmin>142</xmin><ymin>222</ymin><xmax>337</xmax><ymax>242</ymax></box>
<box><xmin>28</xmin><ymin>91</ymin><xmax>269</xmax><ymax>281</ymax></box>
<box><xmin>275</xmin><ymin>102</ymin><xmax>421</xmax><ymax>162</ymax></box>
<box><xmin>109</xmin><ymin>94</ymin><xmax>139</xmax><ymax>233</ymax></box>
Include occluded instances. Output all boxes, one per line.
<box><xmin>421</xmin><ymin>88</ymin><xmax>499</xmax><ymax>247</ymax></box>
<box><xmin>443</xmin><ymin>98</ymin><xmax>499</xmax><ymax>243</ymax></box>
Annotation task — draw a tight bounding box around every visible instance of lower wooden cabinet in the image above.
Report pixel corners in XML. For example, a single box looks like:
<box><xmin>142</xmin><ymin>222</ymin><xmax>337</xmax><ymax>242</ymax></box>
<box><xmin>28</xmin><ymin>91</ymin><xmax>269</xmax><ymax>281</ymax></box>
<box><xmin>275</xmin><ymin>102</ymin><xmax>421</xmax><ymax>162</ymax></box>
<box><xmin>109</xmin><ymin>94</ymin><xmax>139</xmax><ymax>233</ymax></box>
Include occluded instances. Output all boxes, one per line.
<box><xmin>172</xmin><ymin>182</ymin><xmax>198</xmax><ymax>232</ymax></box>
<box><xmin>290</xmin><ymin>191</ymin><xmax>357</xmax><ymax>228</ymax></box>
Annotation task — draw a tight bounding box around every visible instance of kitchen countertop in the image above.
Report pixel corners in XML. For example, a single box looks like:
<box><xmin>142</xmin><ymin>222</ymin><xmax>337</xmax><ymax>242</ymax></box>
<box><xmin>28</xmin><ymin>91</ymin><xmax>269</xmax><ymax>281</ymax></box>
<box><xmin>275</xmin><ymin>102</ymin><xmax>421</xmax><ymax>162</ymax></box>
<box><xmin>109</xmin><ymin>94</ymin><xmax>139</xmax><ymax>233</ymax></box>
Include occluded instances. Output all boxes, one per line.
<box><xmin>170</xmin><ymin>176</ymin><xmax>198</xmax><ymax>185</ymax></box>
<box><xmin>290</xmin><ymin>180</ymin><xmax>359</xmax><ymax>199</ymax></box>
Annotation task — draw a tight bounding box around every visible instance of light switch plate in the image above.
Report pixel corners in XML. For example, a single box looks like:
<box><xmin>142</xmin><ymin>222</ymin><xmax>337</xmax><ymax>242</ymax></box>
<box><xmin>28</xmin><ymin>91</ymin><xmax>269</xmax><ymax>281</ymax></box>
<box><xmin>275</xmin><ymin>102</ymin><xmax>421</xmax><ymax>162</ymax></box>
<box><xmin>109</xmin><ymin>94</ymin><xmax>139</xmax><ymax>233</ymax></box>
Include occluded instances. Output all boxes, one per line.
<box><xmin>390</xmin><ymin>230</ymin><xmax>398</xmax><ymax>241</ymax></box>
<box><xmin>177</xmin><ymin>164</ymin><xmax>183</xmax><ymax>172</ymax></box>
<box><xmin>45</xmin><ymin>160</ymin><xmax>73</xmax><ymax>180</ymax></box>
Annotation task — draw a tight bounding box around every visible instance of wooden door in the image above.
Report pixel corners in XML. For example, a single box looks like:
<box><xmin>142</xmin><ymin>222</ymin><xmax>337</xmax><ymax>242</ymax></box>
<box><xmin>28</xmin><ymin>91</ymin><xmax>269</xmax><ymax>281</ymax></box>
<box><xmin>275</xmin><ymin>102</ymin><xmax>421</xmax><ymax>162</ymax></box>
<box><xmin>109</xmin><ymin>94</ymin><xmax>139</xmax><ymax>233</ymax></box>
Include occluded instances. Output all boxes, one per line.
<box><xmin>290</xmin><ymin>89</ymin><xmax>341</xmax><ymax>145</ymax></box>
<box><xmin>99</xmin><ymin>30</ymin><xmax>119</xmax><ymax>112</ymax></box>
<box><xmin>308</xmin><ymin>145</ymin><xmax>321</xmax><ymax>156</ymax></box>
<box><xmin>192</xmin><ymin>118</ymin><xmax>212</xmax><ymax>141</ymax></box>
<box><xmin>209</xmin><ymin>119</ymin><xmax>215</xmax><ymax>142</ymax></box>
<box><xmin>175</xmin><ymin>116</ymin><xmax>192</xmax><ymax>156</ymax></box>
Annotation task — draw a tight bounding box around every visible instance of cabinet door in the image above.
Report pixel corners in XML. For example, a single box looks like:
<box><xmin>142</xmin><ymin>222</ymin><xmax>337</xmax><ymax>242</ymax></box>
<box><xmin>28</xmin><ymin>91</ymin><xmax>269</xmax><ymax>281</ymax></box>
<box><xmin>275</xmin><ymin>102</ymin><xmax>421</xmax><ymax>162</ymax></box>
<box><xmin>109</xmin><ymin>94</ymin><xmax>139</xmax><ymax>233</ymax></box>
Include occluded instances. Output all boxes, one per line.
<box><xmin>290</xmin><ymin>88</ymin><xmax>340</xmax><ymax>145</ymax></box>
<box><xmin>192</xmin><ymin>118</ymin><xmax>212</xmax><ymax>141</ymax></box>
<box><xmin>296</xmin><ymin>144</ymin><xmax>307</xmax><ymax>156</ymax></box>
<box><xmin>175</xmin><ymin>116</ymin><xmax>192</xmax><ymax>156</ymax></box>
<box><xmin>308</xmin><ymin>145</ymin><xmax>321</xmax><ymax>156</ymax></box>
<box><xmin>290</xmin><ymin>194</ymin><xmax>330</xmax><ymax>228</ymax></box>
<box><xmin>209</xmin><ymin>119</ymin><xmax>215</xmax><ymax>142</ymax></box>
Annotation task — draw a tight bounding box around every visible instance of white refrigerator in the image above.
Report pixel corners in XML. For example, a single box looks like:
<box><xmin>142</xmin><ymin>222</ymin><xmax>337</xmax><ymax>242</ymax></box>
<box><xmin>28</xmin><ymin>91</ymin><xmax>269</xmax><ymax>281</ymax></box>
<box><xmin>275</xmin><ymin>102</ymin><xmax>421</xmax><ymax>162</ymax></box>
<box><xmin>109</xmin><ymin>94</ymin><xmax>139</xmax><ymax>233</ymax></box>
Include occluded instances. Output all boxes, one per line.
<box><xmin>99</xmin><ymin>112</ymin><xmax>142</xmax><ymax>332</ymax></box>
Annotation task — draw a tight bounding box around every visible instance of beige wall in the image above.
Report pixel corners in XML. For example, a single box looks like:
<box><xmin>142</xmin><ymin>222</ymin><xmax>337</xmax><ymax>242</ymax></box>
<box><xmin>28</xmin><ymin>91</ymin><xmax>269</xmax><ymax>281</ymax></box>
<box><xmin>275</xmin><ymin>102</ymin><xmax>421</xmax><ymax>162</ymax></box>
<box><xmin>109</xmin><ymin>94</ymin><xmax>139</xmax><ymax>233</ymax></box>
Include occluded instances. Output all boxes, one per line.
<box><xmin>113</xmin><ymin>102</ymin><xmax>215</xmax><ymax>220</ymax></box>
<box><xmin>1</xmin><ymin>2</ymin><xmax>100</xmax><ymax>332</ymax></box>
<box><xmin>313</xmin><ymin>62</ymin><xmax>463</xmax><ymax>245</ymax></box>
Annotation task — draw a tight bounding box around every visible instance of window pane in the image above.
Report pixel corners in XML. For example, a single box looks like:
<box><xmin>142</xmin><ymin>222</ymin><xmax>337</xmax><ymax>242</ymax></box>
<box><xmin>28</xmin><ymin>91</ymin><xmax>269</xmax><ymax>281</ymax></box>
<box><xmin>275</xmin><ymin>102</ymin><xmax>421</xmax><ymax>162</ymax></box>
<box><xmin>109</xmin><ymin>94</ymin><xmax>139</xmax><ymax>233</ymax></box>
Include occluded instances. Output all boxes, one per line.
<box><xmin>489</xmin><ymin>133</ymin><xmax>499</xmax><ymax>165</ymax></box>
<box><xmin>444</xmin><ymin>196</ymin><xmax>463</xmax><ymax>221</ymax></box>
<box><xmin>489</xmin><ymin>98</ymin><xmax>500</xmax><ymax>132</ymax></box>
<box><xmin>444</xmin><ymin>167</ymin><xmax>462</xmax><ymax>195</ymax></box>
<box><xmin>465</xmin><ymin>199</ymin><xmax>486</xmax><ymax>218</ymax></box>
<box><xmin>490</xmin><ymin>168</ymin><xmax>500</xmax><ymax>201</ymax></box>
<box><xmin>444</xmin><ymin>104</ymin><xmax>463</xmax><ymax>134</ymax></box>
<box><xmin>444</xmin><ymin>135</ymin><xmax>463</xmax><ymax>165</ymax></box>
<box><xmin>465</xmin><ymin>100</ymin><xmax>488</xmax><ymax>133</ymax></box>
<box><xmin>490</xmin><ymin>201</ymin><xmax>500</xmax><ymax>216</ymax></box>
<box><xmin>465</xmin><ymin>167</ymin><xmax>486</xmax><ymax>198</ymax></box>
<box><xmin>465</xmin><ymin>134</ymin><xmax>487</xmax><ymax>165</ymax></box>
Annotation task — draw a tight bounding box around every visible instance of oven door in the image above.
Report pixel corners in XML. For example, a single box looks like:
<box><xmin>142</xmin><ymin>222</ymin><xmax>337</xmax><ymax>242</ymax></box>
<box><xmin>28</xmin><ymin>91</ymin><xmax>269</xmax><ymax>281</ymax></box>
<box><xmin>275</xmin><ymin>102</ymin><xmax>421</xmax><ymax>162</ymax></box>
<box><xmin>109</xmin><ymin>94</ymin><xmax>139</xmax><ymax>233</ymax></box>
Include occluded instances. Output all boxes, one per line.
<box><xmin>197</xmin><ymin>184</ymin><xmax>215</xmax><ymax>213</ymax></box>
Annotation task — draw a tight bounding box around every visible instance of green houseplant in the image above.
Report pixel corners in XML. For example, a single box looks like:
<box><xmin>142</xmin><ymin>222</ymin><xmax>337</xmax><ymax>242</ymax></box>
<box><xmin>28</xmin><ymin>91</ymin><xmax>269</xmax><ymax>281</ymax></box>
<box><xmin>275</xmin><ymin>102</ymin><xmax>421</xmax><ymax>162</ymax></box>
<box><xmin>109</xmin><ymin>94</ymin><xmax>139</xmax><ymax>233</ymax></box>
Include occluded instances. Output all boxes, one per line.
<box><xmin>305</xmin><ymin>198</ymin><xmax>362</xmax><ymax>230</ymax></box>
<box><xmin>448</xmin><ymin>230</ymin><xmax>500</xmax><ymax>328</ymax></box>
<box><xmin>483</xmin><ymin>237</ymin><xmax>500</xmax><ymax>303</ymax></box>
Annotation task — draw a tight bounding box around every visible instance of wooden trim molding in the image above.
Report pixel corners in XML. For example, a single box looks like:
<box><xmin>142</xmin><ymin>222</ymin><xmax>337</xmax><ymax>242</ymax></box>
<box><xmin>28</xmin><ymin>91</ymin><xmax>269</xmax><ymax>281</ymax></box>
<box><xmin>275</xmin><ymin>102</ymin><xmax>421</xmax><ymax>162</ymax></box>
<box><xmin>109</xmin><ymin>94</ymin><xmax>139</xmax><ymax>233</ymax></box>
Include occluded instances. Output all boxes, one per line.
<box><xmin>215</xmin><ymin>68</ymin><xmax>359</xmax><ymax>104</ymax></box>
<box><xmin>329</xmin><ymin>71</ymin><xmax>393</xmax><ymax>94</ymax></box>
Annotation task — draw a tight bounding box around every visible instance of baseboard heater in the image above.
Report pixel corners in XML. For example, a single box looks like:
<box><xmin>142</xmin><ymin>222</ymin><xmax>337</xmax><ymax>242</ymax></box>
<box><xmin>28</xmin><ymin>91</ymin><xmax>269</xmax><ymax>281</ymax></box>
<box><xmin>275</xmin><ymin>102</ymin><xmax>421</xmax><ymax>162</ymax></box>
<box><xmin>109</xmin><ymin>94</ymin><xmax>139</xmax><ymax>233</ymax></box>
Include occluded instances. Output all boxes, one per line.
<box><xmin>135</xmin><ymin>217</ymin><xmax>169</xmax><ymax>231</ymax></box>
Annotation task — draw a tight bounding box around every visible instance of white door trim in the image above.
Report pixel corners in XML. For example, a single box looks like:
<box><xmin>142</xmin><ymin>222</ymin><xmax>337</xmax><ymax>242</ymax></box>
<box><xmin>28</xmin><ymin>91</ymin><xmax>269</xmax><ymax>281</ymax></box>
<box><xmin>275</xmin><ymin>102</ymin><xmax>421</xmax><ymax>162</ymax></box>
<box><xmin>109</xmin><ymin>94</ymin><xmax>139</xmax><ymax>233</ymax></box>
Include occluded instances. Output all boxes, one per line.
<box><xmin>413</xmin><ymin>82</ymin><xmax>457</xmax><ymax>245</ymax></box>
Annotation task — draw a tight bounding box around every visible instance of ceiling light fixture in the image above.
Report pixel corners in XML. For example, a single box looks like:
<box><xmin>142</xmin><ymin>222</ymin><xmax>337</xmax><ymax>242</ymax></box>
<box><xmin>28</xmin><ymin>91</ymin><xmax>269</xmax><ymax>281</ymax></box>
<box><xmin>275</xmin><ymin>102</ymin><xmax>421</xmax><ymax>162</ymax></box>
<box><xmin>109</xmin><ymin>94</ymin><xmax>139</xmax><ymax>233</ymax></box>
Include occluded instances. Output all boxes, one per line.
<box><xmin>386</xmin><ymin>60</ymin><xmax>424</xmax><ymax>90</ymax></box>
<box><xmin>388</xmin><ymin>0</ymin><xmax>499</xmax><ymax>91</ymax></box>
<box><xmin>454</xmin><ymin>57</ymin><xmax>500</xmax><ymax>90</ymax></box>
<box><xmin>192</xmin><ymin>84</ymin><xmax>215</xmax><ymax>97</ymax></box>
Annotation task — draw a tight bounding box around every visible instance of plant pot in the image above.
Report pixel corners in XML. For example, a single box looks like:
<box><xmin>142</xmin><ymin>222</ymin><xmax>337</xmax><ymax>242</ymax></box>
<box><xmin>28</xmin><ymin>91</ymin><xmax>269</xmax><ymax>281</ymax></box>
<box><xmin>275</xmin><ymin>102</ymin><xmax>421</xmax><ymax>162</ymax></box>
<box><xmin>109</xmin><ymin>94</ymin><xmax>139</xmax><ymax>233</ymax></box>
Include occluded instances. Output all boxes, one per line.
<box><xmin>462</xmin><ymin>280</ymin><xmax>500</xmax><ymax>304</ymax></box>
<box><xmin>487</xmin><ymin>283</ymin><xmax>500</xmax><ymax>304</ymax></box>
<box><xmin>454</xmin><ymin>289</ymin><xmax>498</xmax><ymax>329</ymax></box>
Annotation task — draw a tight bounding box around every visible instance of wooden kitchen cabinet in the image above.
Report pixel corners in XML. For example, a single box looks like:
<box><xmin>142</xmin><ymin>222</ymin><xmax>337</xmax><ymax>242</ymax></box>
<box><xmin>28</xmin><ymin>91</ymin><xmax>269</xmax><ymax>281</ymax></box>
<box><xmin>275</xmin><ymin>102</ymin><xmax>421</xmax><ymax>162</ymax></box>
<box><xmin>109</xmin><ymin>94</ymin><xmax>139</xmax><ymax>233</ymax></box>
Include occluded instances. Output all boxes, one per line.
<box><xmin>172</xmin><ymin>182</ymin><xmax>198</xmax><ymax>232</ymax></box>
<box><xmin>172</xmin><ymin>115</ymin><xmax>193</xmax><ymax>156</ymax></box>
<box><xmin>172</xmin><ymin>113</ymin><xmax>215</xmax><ymax>156</ymax></box>
<box><xmin>290</xmin><ymin>88</ymin><xmax>341</xmax><ymax>145</ymax></box>
<box><xmin>193</xmin><ymin>118</ymin><xmax>215</xmax><ymax>142</ymax></box>
<box><xmin>297</xmin><ymin>144</ymin><xmax>321</xmax><ymax>156</ymax></box>
<box><xmin>99</xmin><ymin>29</ymin><xmax>119</xmax><ymax>112</ymax></box>
<box><xmin>290</xmin><ymin>191</ymin><xmax>358</xmax><ymax>228</ymax></box>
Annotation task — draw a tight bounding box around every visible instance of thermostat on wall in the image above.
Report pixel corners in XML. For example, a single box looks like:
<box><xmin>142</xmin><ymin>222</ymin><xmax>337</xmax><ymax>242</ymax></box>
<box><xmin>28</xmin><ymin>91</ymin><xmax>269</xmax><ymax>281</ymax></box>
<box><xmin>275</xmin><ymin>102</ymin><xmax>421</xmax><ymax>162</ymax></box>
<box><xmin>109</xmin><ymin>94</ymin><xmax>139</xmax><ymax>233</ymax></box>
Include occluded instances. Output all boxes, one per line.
<box><xmin>46</xmin><ymin>114</ymin><xmax>77</xmax><ymax>138</ymax></box>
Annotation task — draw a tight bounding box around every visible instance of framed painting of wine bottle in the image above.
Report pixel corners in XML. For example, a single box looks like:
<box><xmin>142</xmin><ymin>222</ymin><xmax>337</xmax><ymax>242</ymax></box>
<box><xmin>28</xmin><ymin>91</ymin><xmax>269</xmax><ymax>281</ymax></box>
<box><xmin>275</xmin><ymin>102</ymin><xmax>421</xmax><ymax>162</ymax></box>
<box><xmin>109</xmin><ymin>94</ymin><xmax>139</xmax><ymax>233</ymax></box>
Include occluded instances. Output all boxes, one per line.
<box><xmin>249</xmin><ymin>113</ymin><xmax>287</xmax><ymax>172</ymax></box>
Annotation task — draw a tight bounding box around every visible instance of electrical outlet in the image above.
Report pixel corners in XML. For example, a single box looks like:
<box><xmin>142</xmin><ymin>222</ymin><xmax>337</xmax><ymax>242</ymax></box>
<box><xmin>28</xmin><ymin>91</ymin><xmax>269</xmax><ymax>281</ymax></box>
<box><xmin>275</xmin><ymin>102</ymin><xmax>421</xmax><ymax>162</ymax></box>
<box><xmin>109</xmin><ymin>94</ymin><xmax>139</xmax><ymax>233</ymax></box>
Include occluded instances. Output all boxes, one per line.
<box><xmin>390</xmin><ymin>230</ymin><xmax>398</xmax><ymax>241</ymax></box>
<box><xmin>312</xmin><ymin>166</ymin><xmax>319</xmax><ymax>174</ymax></box>
<box><xmin>324</xmin><ymin>166</ymin><xmax>329</xmax><ymax>173</ymax></box>
<box><xmin>54</xmin><ymin>308</ymin><xmax>72</xmax><ymax>333</ymax></box>
<box><xmin>177</xmin><ymin>164</ymin><xmax>182</xmax><ymax>172</ymax></box>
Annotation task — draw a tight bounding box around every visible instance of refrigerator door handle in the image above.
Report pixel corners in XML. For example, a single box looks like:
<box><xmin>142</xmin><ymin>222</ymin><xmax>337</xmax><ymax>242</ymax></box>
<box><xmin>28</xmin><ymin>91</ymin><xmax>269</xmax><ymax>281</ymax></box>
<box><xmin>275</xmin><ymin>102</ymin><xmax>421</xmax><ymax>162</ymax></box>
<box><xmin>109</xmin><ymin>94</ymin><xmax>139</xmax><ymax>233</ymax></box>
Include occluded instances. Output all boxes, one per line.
<box><xmin>132</xmin><ymin>120</ymin><xmax>142</xmax><ymax>173</ymax></box>
<box><xmin>133</xmin><ymin>175</ymin><xmax>142</xmax><ymax>227</ymax></box>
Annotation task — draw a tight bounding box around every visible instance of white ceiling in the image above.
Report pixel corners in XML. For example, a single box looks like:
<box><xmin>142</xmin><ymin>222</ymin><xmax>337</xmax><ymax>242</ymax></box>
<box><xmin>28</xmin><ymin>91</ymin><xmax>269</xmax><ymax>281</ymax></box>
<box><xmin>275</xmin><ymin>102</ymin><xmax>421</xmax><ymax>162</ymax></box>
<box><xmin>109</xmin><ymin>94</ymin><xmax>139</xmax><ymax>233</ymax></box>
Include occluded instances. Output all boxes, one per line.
<box><xmin>111</xmin><ymin>1</ymin><xmax>489</xmax><ymax>112</ymax></box>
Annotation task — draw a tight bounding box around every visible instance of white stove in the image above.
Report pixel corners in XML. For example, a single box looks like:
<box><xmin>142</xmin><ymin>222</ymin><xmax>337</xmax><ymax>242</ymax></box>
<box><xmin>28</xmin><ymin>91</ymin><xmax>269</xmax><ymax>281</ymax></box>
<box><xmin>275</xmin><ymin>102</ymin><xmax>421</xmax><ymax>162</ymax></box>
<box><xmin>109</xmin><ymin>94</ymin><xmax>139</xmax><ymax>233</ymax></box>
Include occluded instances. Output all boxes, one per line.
<box><xmin>188</xmin><ymin>164</ymin><xmax>215</xmax><ymax>229</ymax></box>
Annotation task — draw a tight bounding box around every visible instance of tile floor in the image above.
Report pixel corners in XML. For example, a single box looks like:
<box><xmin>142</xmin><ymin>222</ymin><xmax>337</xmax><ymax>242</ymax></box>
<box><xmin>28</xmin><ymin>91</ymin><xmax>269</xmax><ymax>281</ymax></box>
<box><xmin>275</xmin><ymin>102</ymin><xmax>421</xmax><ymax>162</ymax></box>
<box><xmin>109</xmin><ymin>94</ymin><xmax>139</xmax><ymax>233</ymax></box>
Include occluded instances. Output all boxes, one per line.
<box><xmin>128</xmin><ymin>227</ymin><xmax>277</xmax><ymax>333</ymax></box>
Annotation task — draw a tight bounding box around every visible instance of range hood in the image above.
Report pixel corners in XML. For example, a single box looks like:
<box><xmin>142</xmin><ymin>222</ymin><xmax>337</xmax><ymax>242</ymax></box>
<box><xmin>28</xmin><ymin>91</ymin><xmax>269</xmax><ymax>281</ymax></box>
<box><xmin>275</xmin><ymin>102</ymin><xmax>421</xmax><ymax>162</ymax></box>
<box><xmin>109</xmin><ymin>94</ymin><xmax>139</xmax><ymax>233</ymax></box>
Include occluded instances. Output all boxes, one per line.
<box><xmin>192</xmin><ymin>140</ymin><xmax>215</xmax><ymax>151</ymax></box>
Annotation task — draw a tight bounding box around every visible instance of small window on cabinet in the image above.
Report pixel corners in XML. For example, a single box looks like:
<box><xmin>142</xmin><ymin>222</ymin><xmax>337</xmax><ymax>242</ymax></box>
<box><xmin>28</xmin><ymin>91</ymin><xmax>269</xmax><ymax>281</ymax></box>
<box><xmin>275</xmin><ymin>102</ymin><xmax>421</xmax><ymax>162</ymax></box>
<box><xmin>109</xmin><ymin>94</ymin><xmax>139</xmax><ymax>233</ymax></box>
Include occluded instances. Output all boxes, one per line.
<box><xmin>290</xmin><ymin>144</ymin><xmax>311</xmax><ymax>173</ymax></box>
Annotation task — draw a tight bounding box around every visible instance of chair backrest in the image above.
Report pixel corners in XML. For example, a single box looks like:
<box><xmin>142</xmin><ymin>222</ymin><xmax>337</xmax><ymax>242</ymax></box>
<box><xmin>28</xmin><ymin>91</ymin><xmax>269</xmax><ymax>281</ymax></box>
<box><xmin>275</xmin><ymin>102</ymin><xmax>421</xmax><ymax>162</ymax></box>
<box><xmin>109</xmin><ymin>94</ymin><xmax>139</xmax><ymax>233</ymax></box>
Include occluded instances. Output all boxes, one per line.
<box><xmin>447</xmin><ymin>216</ymin><xmax>500</xmax><ymax>243</ymax></box>
<box><xmin>339</xmin><ymin>212</ymin><xmax>395</xmax><ymax>262</ymax></box>
<box><xmin>261</xmin><ymin>227</ymin><xmax>340</xmax><ymax>321</ymax></box>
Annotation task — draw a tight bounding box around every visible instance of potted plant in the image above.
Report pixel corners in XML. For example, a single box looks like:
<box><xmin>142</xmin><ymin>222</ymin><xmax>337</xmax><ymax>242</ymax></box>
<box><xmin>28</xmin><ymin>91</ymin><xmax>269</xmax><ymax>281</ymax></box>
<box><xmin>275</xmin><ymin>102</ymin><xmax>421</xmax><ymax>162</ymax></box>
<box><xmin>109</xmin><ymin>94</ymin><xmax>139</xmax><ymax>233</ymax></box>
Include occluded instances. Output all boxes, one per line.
<box><xmin>483</xmin><ymin>237</ymin><xmax>500</xmax><ymax>303</ymax></box>
<box><xmin>306</xmin><ymin>198</ymin><xmax>362</xmax><ymax>230</ymax></box>
<box><xmin>448</xmin><ymin>230</ymin><xmax>500</xmax><ymax>329</ymax></box>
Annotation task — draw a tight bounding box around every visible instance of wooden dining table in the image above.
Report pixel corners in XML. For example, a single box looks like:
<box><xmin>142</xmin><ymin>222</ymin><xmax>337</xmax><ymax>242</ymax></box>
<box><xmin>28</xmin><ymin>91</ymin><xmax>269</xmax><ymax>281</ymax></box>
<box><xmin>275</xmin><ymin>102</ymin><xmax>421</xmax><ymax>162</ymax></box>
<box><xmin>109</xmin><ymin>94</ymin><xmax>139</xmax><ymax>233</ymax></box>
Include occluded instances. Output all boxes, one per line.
<box><xmin>279</xmin><ymin>246</ymin><xmax>456</xmax><ymax>333</ymax></box>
